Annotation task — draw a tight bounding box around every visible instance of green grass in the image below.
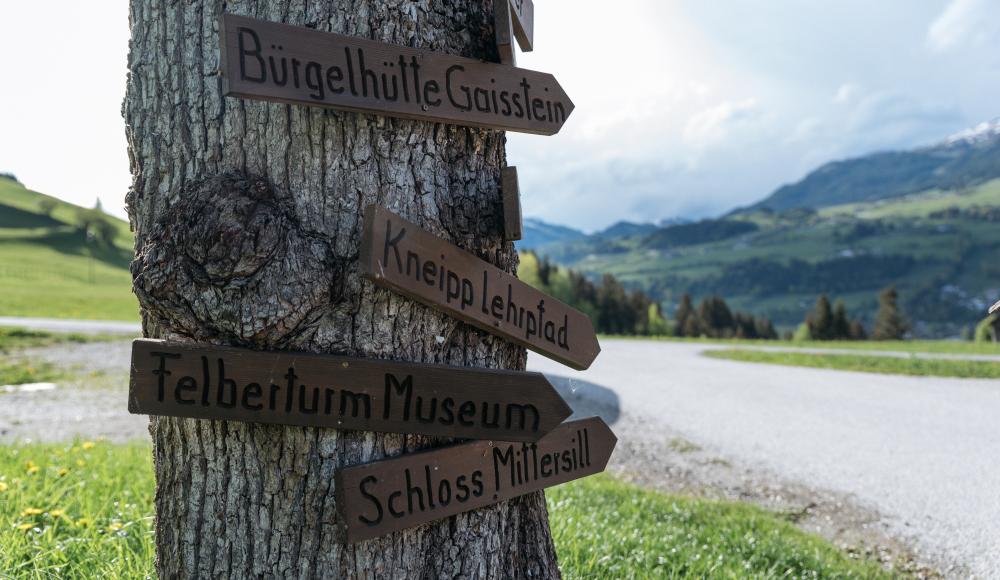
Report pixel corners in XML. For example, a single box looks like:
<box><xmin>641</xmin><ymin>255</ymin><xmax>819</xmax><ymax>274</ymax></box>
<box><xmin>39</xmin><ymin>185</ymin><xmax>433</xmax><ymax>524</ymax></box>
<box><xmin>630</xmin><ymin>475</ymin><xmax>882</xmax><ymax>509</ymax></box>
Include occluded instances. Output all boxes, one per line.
<box><xmin>0</xmin><ymin>327</ymin><xmax>115</xmax><ymax>354</ymax></box>
<box><xmin>0</xmin><ymin>359</ymin><xmax>61</xmax><ymax>387</ymax></box>
<box><xmin>0</xmin><ymin>443</ymin><xmax>891</xmax><ymax>578</ymax></box>
<box><xmin>0</xmin><ymin>441</ymin><xmax>155</xmax><ymax>579</ymax></box>
<box><xmin>548</xmin><ymin>474</ymin><xmax>889</xmax><ymax>578</ymax></box>
<box><xmin>606</xmin><ymin>334</ymin><xmax>1000</xmax><ymax>355</ymax></box>
<box><xmin>0</xmin><ymin>178</ymin><xmax>138</xmax><ymax>321</ymax></box>
<box><xmin>0</xmin><ymin>328</ymin><xmax>131</xmax><ymax>386</ymax></box>
<box><xmin>705</xmin><ymin>349</ymin><xmax>1000</xmax><ymax>379</ymax></box>
<box><xmin>819</xmin><ymin>178</ymin><xmax>1000</xmax><ymax>219</ymax></box>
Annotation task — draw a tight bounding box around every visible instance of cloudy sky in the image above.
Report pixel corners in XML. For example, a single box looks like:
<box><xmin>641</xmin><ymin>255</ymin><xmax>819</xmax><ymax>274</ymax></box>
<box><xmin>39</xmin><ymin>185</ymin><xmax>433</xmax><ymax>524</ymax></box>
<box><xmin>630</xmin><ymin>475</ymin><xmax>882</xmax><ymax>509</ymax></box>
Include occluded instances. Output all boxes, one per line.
<box><xmin>1</xmin><ymin>1</ymin><xmax>998</xmax><ymax>231</ymax></box>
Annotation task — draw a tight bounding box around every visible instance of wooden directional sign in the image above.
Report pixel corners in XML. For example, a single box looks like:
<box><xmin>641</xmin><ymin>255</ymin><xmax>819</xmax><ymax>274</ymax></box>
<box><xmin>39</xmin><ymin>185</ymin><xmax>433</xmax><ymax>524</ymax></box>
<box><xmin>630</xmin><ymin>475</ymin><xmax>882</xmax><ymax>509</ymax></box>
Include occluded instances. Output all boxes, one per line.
<box><xmin>336</xmin><ymin>416</ymin><xmax>615</xmax><ymax>543</ymax></box>
<box><xmin>128</xmin><ymin>339</ymin><xmax>570</xmax><ymax>442</ymax></box>
<box><xmin>219</xmin><ymin>13</ymin><xmax>571</xmax><ymax>135</ymax></box>
<box><xmin>502</xmin><ymin>167</ymin><xmax>523</xmax><ymax>241</ymax></box>
<box><xmin>508</xmin><ymin>0</ymin><xmax>535</xmax><ymax>52</ymax></box>
<box><xmin>360</xmin><ymin>206</ymin><xmax>601</xmax><ymax>370</ymax></box>
<box><xmin>495</xmin><ymin>0</ymin><xmax>517</xmax><ymax>66</ymax></box>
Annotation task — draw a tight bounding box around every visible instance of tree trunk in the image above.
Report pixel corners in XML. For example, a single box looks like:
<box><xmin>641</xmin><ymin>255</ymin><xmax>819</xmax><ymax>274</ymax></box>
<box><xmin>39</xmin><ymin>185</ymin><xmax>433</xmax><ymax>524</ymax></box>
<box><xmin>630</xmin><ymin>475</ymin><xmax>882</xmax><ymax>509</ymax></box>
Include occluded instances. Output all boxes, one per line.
<box><xmin>124</xmin><ymin>1</ymin><xmax>561</xmax><ymax>577</ymax></box>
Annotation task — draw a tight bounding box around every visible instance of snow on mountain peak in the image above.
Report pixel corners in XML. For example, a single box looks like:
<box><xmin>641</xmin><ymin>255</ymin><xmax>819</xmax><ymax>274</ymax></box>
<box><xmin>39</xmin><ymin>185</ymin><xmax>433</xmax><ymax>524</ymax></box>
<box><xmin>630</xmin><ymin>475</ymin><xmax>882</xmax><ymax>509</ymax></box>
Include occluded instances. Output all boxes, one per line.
<box><xmin>945</xmin><ymin>119</ymin><xmax>1000</xmax><ymax>146</ymax></box>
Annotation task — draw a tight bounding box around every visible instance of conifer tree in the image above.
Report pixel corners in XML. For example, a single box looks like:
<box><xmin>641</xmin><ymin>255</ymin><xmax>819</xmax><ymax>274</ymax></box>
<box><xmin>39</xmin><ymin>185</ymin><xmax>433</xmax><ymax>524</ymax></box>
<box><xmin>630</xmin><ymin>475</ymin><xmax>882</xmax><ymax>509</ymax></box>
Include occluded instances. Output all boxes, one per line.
<box><xmin>807</xmin><ymin>295</ymin><xmax>835</xmax><ymax>340</ymax></box>
<box><xmin>872</xmin><ymin>286</ymin><xmax>909</xmax><ymax>340</ymax></box>
<box><xmin>832</xmin><ymin>300</ymin><xmax>851</xmax><ymax>340</ymax></box>
<box><xmin>674</xmin><ymin>293</ymin><xmax>694</xmax><ymax>337</ymax></box>
<box><xmin>849</xmin><ymin>320</ymin><xmax>868</xmax><ymax>341</ymax></box>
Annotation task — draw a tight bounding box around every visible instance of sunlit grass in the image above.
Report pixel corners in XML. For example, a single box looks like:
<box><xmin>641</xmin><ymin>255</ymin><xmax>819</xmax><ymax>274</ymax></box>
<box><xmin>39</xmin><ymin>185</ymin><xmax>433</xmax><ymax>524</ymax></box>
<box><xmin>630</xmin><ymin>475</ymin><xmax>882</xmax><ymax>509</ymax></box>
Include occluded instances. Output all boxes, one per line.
<box><xmin>0</xmin><ymin>443</ymin><xmax>891</xmax><ymax>578</ymax></box>
<box><xmin>705</xmin><ymin>349</ymin><xmax>1000</xmax><ymax>378</ymax></box>
<box><xmin>0</xmin><ymin>328</ymin><xmax>129</xmax><ymax>386</ymax></box>
<box><xmin>0</xmin><ymin>359</ymin><xmax>61</xmax><ymax>387</ymax></box>
<box><xmin>0</xmin><ymin>327</ymin><xmax>119</xmax><ymax>354</ymax></box>
<box><xmin>548</xmin><ymin>474</ymin><xmax>890</xmax><ymax>579</ymax></box>
<box><xmin>0</xmin><ymin>441</ymin><xmax>155</xmax><ymax>579</ymax></box>
<box><xmin>607</xmin><ymin>335</ymin><xmax>1000</xmax><ymax>356</ymax></box>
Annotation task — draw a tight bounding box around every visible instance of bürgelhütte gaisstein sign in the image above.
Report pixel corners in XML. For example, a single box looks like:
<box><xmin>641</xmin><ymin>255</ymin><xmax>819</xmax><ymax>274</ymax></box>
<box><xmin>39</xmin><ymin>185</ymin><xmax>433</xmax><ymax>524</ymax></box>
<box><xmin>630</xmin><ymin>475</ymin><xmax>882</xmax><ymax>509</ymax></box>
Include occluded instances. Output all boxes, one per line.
<box><xmin>219</xmin><ymin>14</ymin><xmax>573</xmax><ymax>135</ymax></box>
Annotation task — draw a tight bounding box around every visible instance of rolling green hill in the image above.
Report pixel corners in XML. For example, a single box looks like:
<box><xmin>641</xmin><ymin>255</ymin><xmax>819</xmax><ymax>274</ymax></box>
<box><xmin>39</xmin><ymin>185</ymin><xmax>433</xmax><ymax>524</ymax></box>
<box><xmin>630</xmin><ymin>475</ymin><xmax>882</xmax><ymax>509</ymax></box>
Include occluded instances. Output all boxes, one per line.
<box><xmin>0</xmin><ymin>176</ymin><xmax>137</xmax><ymax>321</ymax></box>
<box><xmin>525</xmin><ymin>179</ymin><xmax>1000</xmax><ymax>337</ymax></box>
<box><xmin>751</xmin><ymin>120</ymin><xmax>1000</xmax><ymax>211</ymax></box>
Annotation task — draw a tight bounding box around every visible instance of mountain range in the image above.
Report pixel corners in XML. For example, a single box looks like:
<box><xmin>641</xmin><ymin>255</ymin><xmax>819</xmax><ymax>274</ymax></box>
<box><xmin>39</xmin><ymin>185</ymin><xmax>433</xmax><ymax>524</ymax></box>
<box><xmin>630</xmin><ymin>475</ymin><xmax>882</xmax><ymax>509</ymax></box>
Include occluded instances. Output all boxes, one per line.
<box><xmin>519</xmin><ymin>120</ymin><xmax>1000</xmax><ymax>337</ymax></box>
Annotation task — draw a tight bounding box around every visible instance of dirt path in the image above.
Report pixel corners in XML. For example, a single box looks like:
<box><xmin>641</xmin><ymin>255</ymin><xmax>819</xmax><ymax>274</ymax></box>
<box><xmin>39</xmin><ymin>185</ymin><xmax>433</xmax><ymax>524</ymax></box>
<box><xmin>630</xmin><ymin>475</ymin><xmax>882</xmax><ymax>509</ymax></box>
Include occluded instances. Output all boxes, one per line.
<box><xmin>0</xmin><ymin>341</ymin><xmax>147</xmax><ymax>443</ymax></box>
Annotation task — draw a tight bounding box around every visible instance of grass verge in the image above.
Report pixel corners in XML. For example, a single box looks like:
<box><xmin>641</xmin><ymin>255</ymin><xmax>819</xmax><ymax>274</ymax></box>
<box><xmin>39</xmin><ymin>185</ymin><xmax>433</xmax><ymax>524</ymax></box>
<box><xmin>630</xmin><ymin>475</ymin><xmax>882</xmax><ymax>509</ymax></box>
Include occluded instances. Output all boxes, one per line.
<box><xmin>705</xmin><ymin>349</ymin><xmax>1000</xmax><ymax>378</ymax></box>
<box><xmin>605</xmin><ymin>335</ymin><xmax>1000</xmax><ymax>356</ymax></box>
<box><xmin>548</xmin><ymin>474</ymin><xmax>889</xmax><ymax>578</ymax></box>
<box><xmin>0</xmin><ymin>443</ymin><xmax>891</xmax><ymax>578</ymax></box>
<box><xmin>0</xmin><ymin>441</ymin><xmax>155</xmax><ymax>579</ymax></box>
<box><xmin>0</xmin><ymin>327</ymin><xmax>118</xmax><ymax>354</ymax></box>
<box><xmin>0</xmin><ymin>328</ymin><xmax>130</xmax><ymax>386</ymax></box>
<box><xmin>0</xmin><ymin>359</ymin><xmax>61</xmax><ymax>387</ymax></box>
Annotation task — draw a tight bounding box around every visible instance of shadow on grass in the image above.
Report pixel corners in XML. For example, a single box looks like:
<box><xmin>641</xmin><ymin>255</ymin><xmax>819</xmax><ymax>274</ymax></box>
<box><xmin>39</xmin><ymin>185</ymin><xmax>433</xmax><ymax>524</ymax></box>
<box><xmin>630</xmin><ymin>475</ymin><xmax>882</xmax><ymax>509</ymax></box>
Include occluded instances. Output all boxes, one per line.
<box><xmin>2</xmin><ymin>228</ymin><xmax>132</xmax><ymax>270</ymax></box>
<box><xmin>0</xmin><ymin>203</ymin><xmax>63</xmax><ymax>229</ymax></box>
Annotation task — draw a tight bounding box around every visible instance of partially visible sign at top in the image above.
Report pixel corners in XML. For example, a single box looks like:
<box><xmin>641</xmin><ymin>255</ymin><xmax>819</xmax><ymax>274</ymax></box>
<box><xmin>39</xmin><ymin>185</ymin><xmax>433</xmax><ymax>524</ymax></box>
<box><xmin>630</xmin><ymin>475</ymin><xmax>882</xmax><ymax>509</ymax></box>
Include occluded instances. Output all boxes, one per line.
<box><xmin>219</xmin><ymin>13</ymin><xmax>570</xmax><ymax>135</ymax></box>
<box><xmin>360</xmin><ymin>206</ymin><xmax>601</xmax><ymax>371</ymax></box>
<box><xmin>508</xmin><ymin>0</ymin><xmax>535</xmax><ymax>52</ymax></box>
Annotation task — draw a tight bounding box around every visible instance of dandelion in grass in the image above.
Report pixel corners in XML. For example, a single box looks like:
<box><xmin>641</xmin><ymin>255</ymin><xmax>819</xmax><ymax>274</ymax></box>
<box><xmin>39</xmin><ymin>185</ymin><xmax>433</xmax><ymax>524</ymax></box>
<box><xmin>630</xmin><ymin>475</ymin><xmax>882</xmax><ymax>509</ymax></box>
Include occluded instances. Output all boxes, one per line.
<box><xmin>21</xmin><ymin>508</ymin><xmax>43</xmax><ymax>517</ymax></box>
<box><xmin>25</xmin><ymin>460</ymin><xmax>39</xmax><ymax>475</ymax></box>
<box><xmin>57</xmin><ymin>468</ymin><xmax>69</xmax><ymax>477</ymax></box>
<box><xmin>81</xmin><ymin>441</ymin><xmax>96</xmax><ymax>450</ymax></box>
<box><xmin>50</xmin><ymin>509</ymin><xmax>66</xmax><ymax>518</ymax></box>
<box><xmin>75</xmin><ymin>459</ymin><xmax>86</xmax><ymax>468</ymax></box>
<box><xmin>76</xmin><ymin>518</ymin><xmax>91</xmax><ymax>527</ymax></box>
<box><xmin>16</xmin><ymin>523</ymin><xmax>34</xmax><ymax>532</ymax></box>
<box><xmin>108</xmin><ymin>521</ymin><xmax>124</xmax><ymax>533</ymax></box>
<box><xmin>0</xmin><ymin>481</ymin><xmax>8</xmax><ymax>493</ymax></box>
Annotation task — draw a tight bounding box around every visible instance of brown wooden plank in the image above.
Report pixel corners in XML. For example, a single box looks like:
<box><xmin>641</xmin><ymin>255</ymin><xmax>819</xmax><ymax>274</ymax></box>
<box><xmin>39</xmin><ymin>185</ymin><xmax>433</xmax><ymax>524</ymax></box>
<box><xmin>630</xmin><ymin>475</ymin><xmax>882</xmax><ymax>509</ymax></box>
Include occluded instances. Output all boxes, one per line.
<box><xmin>495</xmin><ymin>0</ymin><xmax>517</xmax><ymax>66</ymax></box>
<box><xmin>336</xmin><ymin>416</ymin><xmax>615</xmax><ymax>543</ymax></box>
<box><xmin>128</xmin><ymin>339</ymin><xmax>571</xmax><ymax>442</ymax></box>
<box><xmin>359</xmin><ymin>205</ymin><xmax>600</xmax><ymax>370</ymax></box>
<box><xmin>502</xmin><ymin>167</ymin><xmax>523</xmax><ymax>241</ymax></box>
<box><xmin>509</xmin><ymin>0</ymin><xmax>535</xmax><ymax>52</ymax></box>
<box><xmin>219</xmin><ymin>13</ymin><xmax>568</xmax><ymax>135</ymax></box>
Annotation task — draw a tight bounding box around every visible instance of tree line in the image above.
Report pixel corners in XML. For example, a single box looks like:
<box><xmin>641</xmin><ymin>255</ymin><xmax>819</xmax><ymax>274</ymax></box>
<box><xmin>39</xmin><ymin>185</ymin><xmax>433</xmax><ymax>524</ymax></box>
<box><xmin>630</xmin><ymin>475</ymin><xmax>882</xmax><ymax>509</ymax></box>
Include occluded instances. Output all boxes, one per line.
<box><xmin>673</xmin><ymin>294</ymin><xmax>778</xmax><ymax>339</ymax></box>
<box><xmin>794</xmin><ymin>287</ymin><xmax>908</xmax><ymax>341</ymax></box>
<box><xmin>521</xmin><ymin>251</ymin><xmax>779</xmax><ymax>338</ymax></box>
<box><xmin>521</xmin><ymin>251</ymin><xmax>914</xmax><ymax>341</ymax></box>
<box><xmin>520</xmin><ymin>251</ymin><xmax>670</xmax><ymax>336</ymax></box>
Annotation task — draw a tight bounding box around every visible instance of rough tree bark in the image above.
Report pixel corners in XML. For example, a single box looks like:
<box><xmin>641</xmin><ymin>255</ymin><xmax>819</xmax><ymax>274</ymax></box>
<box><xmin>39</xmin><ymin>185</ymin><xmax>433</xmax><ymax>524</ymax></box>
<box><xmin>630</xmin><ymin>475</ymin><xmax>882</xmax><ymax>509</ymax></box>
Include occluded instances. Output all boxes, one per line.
<box><xmin>124</xmin><ymin>1</ymin><xmax>561</xmax><ymax>577</ymax></box>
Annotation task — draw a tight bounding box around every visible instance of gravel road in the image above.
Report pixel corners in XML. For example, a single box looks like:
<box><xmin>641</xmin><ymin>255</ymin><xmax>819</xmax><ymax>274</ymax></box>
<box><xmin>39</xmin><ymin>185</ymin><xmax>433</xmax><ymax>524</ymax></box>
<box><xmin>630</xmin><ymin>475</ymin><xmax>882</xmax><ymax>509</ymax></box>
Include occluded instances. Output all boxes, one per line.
<box><xmin>0</xmin><ymin>317</ymin><xmax>140</xmax><ymax>335</ymax></box>
<box><xmin>529</xmin><ymin>340</ymin><xmax>1000</xmax><ymax>579</ymax></box>
<box><xmin>0</xmin><ymin>341</ymin><xmax>146</xmax><ymax>443</ymax></box>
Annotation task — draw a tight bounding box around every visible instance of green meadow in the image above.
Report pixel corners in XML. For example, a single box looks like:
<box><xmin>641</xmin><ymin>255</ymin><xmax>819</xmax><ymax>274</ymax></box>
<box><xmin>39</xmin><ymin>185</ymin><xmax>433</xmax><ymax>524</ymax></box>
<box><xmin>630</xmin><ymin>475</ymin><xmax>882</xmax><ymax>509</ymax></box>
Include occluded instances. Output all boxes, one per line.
<box><xmin>0</xmin><ymin>442</ymin><xmax>892</xmax><ymax>579</ymax></box>
<box><xmin>0</xmin><ymin>178</ymin><xmax>137</xmax><ymax>321</ymax></box>
<box><xmin>705</xmin><ymin>348</ymin><xmax>1000</xmax><ymax>379</ymax></box>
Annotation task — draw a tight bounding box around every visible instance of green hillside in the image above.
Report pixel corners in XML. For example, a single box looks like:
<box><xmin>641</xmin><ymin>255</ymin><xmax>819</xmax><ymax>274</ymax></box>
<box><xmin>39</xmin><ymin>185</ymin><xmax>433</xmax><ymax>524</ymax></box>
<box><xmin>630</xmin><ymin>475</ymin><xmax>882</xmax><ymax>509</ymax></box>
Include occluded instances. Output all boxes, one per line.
<box><xmin>0</xmin><ymin>177</ymin><xmax>138</xmax><ymax>321</ymax></box>
<box><xmin>752</xmin><ymin>121</ymin><xmax>1000</xmax><ymax>211</ymax></box>
<box><xmin>526</xmin><ymin>179</ymin><xmax>1000</xmax><ymax>337</ymax></box>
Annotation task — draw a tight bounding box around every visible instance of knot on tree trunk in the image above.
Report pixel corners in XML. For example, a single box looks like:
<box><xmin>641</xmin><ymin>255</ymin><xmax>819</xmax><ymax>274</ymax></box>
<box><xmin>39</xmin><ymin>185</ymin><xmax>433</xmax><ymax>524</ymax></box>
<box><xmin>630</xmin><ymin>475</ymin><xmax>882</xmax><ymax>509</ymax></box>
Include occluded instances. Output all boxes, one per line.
<box><xmin>132</xmin><ymin>172</ymin><xmax>343</xmax><ymax>345</ymax></box>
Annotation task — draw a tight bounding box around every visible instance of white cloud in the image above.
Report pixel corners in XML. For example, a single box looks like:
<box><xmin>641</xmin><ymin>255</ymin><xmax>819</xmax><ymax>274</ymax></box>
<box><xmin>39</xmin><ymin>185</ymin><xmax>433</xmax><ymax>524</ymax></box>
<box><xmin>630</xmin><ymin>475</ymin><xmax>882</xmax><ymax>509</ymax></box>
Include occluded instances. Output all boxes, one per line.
<box><xmin>683</xmin><ymin>99</ymin><xmax>760</xmax><ymax>148</ymax></box>
<box><xmin>833</xmin><ymin>83</ymin><xmax>861</xmax><ymax>105</ymax></box>
<box><xmin>1</xmin><ymin>0</ymin><xmax>998</xmax><ymax>232</ymax></box>
<box><xmin>927</xmin><ymin>0</ymin><xmax>998</xmax><ymax>52</ymax></box>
